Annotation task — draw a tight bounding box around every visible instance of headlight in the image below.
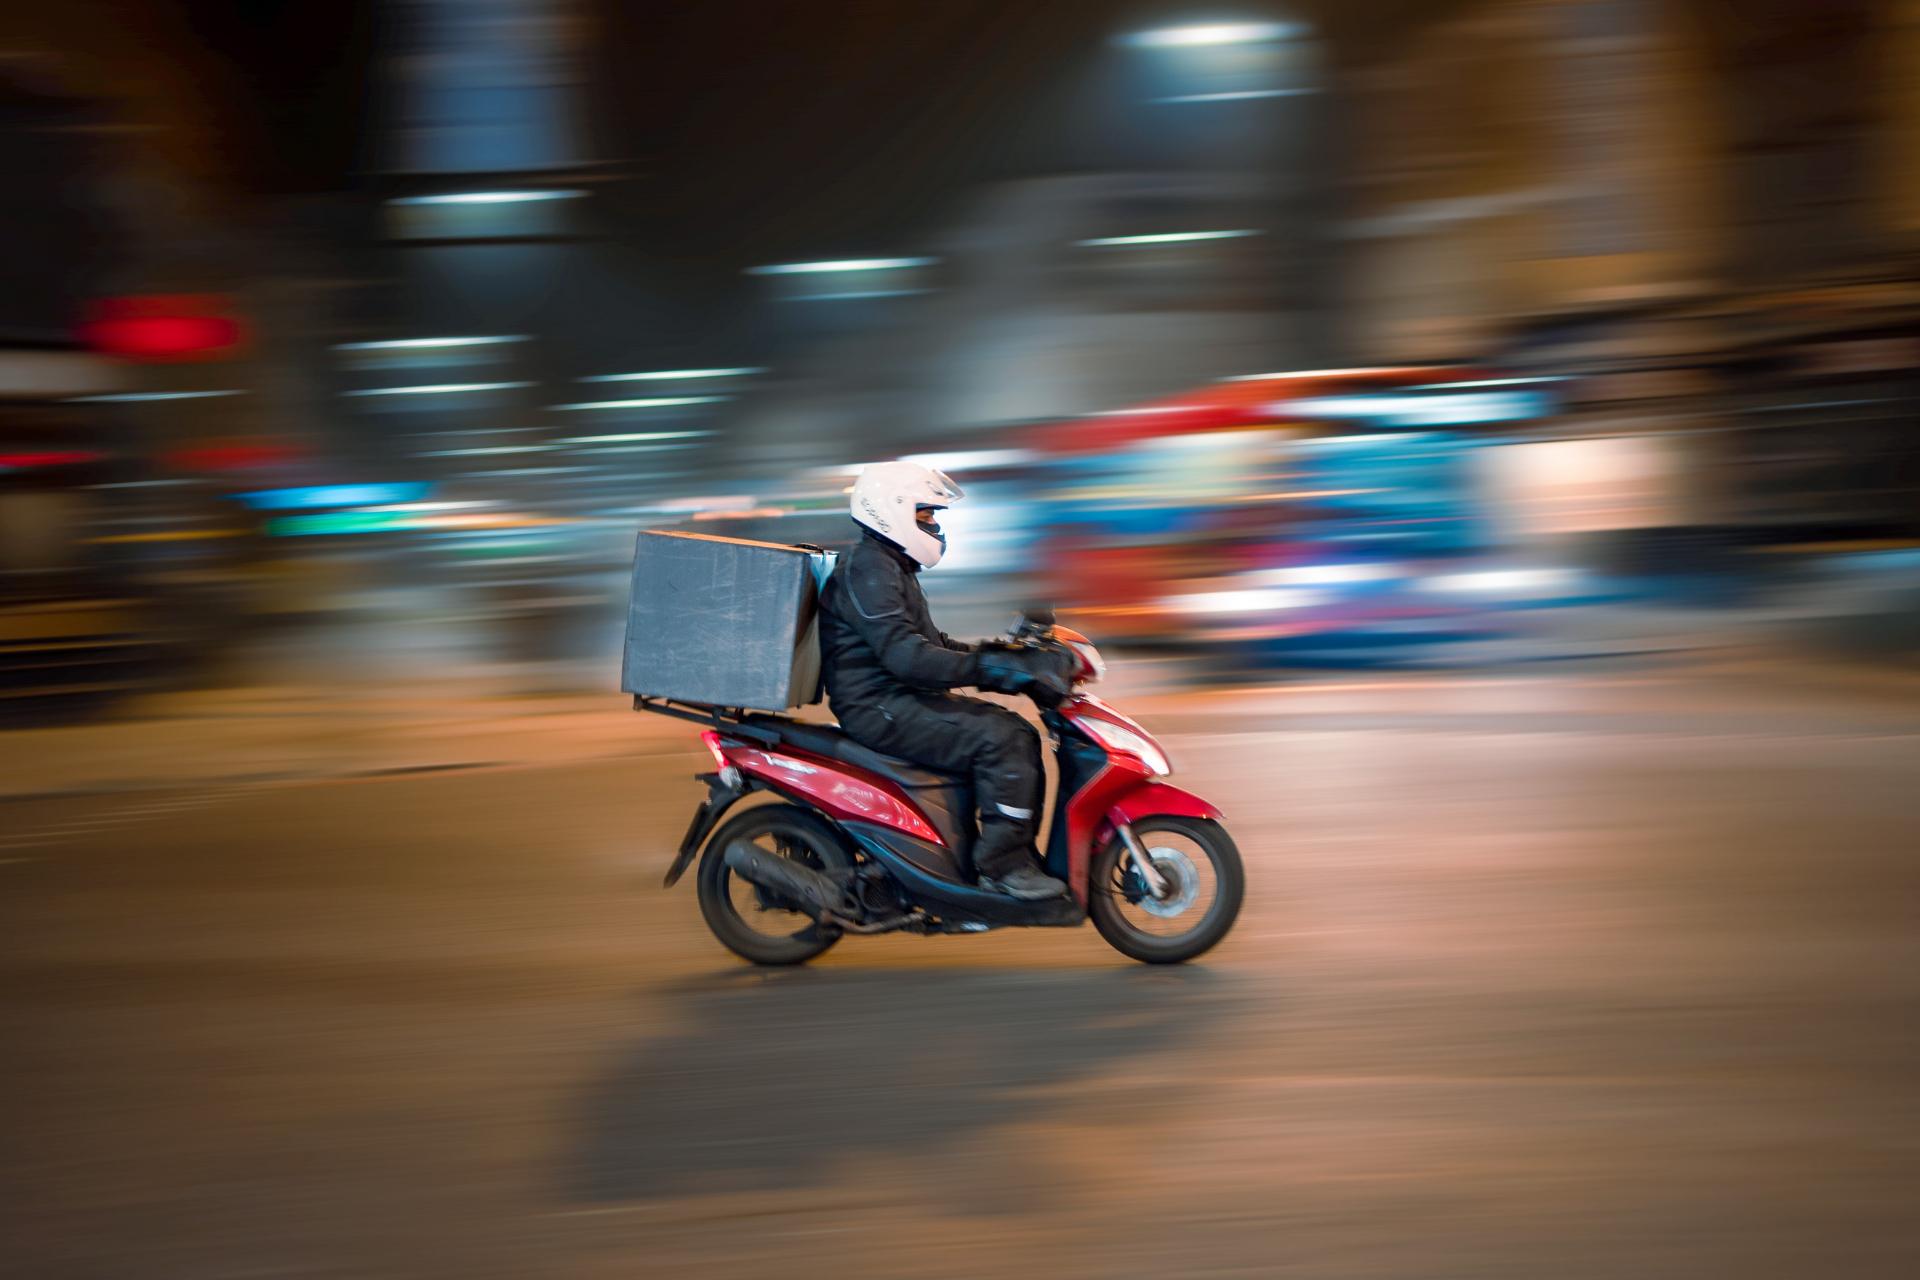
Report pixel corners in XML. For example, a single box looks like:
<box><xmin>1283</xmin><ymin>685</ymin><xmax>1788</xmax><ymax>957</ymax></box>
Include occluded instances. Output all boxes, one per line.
<box><xmin>1078</xmin><ymin>716</ymin><xmax>1172</xmax><ymax>776</ymax></box>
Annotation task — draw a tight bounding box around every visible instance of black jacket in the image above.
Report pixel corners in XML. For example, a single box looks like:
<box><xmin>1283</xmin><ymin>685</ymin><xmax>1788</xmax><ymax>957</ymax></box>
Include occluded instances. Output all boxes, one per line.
<box><xmin>818</xmin><ymin>528</ymin><xmax>980</xmax><ymax>711</ymax></box>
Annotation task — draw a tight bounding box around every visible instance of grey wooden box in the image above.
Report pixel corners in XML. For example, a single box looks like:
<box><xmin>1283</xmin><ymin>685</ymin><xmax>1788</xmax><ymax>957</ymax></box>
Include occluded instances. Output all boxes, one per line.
<box><xmin>620</xmin><ymin>530</ymin><xmax>825</xmax><ymax>710</ymax></box>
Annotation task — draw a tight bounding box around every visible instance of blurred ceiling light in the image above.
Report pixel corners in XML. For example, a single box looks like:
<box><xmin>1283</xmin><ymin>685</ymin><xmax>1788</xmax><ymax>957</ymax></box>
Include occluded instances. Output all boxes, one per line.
<box><xmin>343</xmin><ymin>382</ymin><xmax>533</xmax><ymax>397</ymax></box>
<box><xmin>557</xmin><ymin>430</ymin><xmax>712</xmax><ymax>443</ymax></box>
<box><xmin>571</xmin><ymin>443</ymin><xmax>698</xmax><ymax>454</ymax></box>
<box><xmin>1076</xmin><ymin>230</ymin><xmax>1261</xmax><ymax>247</ymax></box>
<box><xmin>405</xmin><ymin>427</ymin><xmax>539</xmax><ymax>437</ymax></box>
<box><xmin>69</xmin><ymin>389</ymin><xmax>245</xmax><ymax>402</ymax></box>
<box><xmin>334</xmin><ymin>336</ymin><xmax>528</xmax><ymax>351</ymax></box>
<box><xmin>746</xmin><ymin>258</ymin><xmax>937</xmax><ymax>276</ymax></box>
<box><xmin>551</xmin><ymin>396</ymin><xmax>726</xmax><ymax>410</ymax></box>
<box><xmin>1155</xmin><ymin>88</ymin><xmax>1314</xmax><ymax>103</ymax></box>
<box><xmin>422</xmin><ymin>445</ymin><xmax>557</xmax><ymax>456</ymax></box>
<box><xmin>900</xmin><ymin>449</ymin><xmax>1033</xmax><ymax>472</ymax></box>
<box><xmin>579</xmin><ymin>367</ymin><xmax>764</xmax><ymax>383</ymax></box>
<box><xmin>783</xmin><ymin>289</ymin><xmax>929</xmax><ymax>302</ymax></box>
<box><xmin>1125</xmin><ymin>22</ymin><xmax>1300</xmax><ymax>48</ymax></box>
<box><xmin>387</xmin><ymin>190</ymin><xmax>587</xmax><ymax>206</ymax></box>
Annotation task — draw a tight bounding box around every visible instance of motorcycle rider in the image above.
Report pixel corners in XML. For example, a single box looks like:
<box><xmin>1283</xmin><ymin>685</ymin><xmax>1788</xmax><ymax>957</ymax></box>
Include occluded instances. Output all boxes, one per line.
<box><xmin>818</xmin><ymin>461</ymin><xmax>1077</xmax><ymax>901</ymax></box>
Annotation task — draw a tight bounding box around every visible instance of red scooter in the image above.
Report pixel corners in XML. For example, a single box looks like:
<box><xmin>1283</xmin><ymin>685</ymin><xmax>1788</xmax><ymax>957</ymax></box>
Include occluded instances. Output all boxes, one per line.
<box><xmin>649</xmin><ymin>612</ymin><xmax>1244</xmax><ymax>965</ymax></box>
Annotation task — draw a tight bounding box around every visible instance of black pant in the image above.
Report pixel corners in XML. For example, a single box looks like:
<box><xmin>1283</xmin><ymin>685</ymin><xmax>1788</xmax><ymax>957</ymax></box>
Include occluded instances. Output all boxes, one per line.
<box><xmin>837</xmin><ymin>691</ymin><xmax>1043</xmax><ymax>877</ymax></box>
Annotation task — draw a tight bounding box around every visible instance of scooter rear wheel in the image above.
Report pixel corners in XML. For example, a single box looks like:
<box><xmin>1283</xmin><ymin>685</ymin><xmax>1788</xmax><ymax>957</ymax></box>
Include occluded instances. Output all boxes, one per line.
<box><xmin>1088</xmin><ymin>816</ymin><xmax>1244</xmax><ymax>964</ymax></box>
<box><xmin>697</xmin><ymin>805</ymin><xmax>855</xmax><ymax>966</ymax></box>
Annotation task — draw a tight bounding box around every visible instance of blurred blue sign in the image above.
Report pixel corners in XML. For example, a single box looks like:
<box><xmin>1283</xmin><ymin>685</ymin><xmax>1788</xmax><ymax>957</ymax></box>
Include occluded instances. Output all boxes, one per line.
<box><xmin>236</xmin><ymin>483</ymin><xmax>434</xmax><ymax>511</ymax></box>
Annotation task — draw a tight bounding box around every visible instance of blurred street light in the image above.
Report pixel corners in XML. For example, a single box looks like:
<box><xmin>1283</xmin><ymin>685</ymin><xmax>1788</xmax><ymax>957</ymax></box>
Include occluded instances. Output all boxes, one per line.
<box><xmin>1076</xmin><ymin>229</ymin><xmax>1262</xmax><ymax>246</ymax></box>
<box><xmin>1123</xmin><ymin>22</ymin><xmax>1301</xmax><ymax>49</ymax></box>
<box><xmin>578</xmin><ymin>367</ymin><xmax>764</xmax><ymax>383</ymax></box>
<box><xmin>341</xmin><ymin>382</ymin><xmax>534</xmax><ymax>397</ymax></box>
<box><xmin>549</xmin><ymin>396</ymin><xmax>727</xmax><ymax>411</ymax></box>
<box><xmin>745</xmin><ymin>258</ymin><xmax>936</xmax><ymax>275</ymax></box>
<box><xmin>385</xmin><ymin>190</ymin><xmax>587</xmax><ymax>206</ymax></box>
<box><xmin>556</xmin><ymin>431</ymin><xmax>713</xmax><ymax>443</ymax></box>
<box><xmin>334</xmin><ymin>336</ymin><xmax>529</xmax><ymax>351</ymax></box>
<box><xmin>70</xmin><ymin>390</ymin><xmax>246</xmax><ymax>402</ymax></box>
<box><xmin>1155</xmin><ymin>88</ymin><xmax>1312</xmax><ymax>103</ymax></box>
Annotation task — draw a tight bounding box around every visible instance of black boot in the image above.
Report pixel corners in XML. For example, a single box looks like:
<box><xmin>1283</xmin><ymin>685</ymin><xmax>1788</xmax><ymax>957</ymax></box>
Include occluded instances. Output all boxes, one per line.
<box><xmin>981</xmin><ymin>864</ymin><xmax>1069</xmax><ymax>900</ymax></box>
<box><xmin>973</xmin><ymin>818</ymin><xmax>1068</xmax><ymax>900</ymax></box>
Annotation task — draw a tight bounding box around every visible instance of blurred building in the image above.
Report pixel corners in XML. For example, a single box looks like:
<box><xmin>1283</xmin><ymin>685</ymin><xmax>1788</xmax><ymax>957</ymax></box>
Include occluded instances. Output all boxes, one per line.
<box><xmin>1343</xmin><ymin>0</ymin><xmax>1906</xmax><ymax>361</ymax></box>
<box><xmin>723</xmin><ymin>172</ymin><xmax>1297</xmax><ymax>484</ymax></box>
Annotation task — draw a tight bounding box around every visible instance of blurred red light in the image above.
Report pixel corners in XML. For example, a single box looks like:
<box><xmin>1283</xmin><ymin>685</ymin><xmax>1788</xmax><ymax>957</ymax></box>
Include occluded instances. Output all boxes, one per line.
<box><xmin>80</xmin><ymin>295</ymin><xmax>246</xmax><ymax>362</ymax></box>
<box><xmin>0</xmin><ymin>451</ymin><xmax>105</xmax><ymax>469</ymax></box>
<box><xmin>166</xmin><ymin>442</ymin><xmax>297</xmax><ymax>472</ymax></box>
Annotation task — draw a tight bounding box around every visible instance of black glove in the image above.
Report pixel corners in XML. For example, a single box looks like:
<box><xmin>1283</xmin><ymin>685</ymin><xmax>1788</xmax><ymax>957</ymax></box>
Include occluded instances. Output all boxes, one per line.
<box><xmin>974</xmin><ymin>644</ymin><xmax>1076</xmax><ymax>708</ymax></box>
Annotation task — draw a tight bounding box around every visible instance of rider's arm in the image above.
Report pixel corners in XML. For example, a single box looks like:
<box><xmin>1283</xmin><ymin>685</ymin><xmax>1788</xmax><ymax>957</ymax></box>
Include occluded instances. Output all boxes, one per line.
<box><xmin>839</xmin><ymin>559</ymin><xmax>979</xmax><ymax>690</ymax></box>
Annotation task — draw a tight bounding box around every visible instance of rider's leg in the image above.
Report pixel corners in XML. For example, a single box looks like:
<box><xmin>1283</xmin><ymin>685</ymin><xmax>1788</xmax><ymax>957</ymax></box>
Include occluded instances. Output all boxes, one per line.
<box><xmin>836</xmin><ymin>693</ymin><xmax>1062</xmax><ymax>898</ymax></box>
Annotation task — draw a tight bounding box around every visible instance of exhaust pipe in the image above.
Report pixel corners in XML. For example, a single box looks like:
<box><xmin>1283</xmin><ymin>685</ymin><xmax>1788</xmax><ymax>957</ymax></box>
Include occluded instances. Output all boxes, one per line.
<box><xmin>724</xmin><ymin>841</ymin><xmax>855</xmax><ymax>922</ymax></box>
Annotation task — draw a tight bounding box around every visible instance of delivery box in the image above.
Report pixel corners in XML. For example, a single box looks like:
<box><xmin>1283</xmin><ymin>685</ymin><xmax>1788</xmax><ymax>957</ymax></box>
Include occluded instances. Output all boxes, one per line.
<box><xmin>621</xmin><ymin>530</ymin><xmax>829</xmax><ymax>711</ymax></box>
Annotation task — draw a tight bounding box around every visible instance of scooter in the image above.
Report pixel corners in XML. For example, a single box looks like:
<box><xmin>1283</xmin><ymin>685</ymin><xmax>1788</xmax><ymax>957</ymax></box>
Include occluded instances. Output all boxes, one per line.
<box><xmin>645</xmin><ymin>612</ymin><xmax>1244</xmax><ymax>965</ymax></box>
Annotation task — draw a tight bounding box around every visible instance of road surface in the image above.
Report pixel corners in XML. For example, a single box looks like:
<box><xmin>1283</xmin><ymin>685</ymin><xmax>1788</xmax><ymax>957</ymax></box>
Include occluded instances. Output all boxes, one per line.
<box><xmin>2</xmin><ymin>657</ymin><xmax>1918</xmax><ymax>1277</ymax></box>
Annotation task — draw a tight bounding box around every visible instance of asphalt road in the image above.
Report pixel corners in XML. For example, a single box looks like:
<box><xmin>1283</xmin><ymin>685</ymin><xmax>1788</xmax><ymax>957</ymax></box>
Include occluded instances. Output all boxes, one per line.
<box><xmin>2</xmin><ymin>658</ymin><xmax>1918</xmax><ymax>1278</ymax></box>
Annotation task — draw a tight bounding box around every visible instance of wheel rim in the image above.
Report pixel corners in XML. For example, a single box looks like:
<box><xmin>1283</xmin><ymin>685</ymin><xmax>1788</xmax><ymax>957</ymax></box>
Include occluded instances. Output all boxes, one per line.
<box><xmin>723</xmin><ymin>828</ymin><xmax>828</xmax><ymax>944</ymax></box>
<box><xmin>1107</xmin><ymin>829</ymin><xmax>1222</xmax><ymax>939</ymax></box>
<box><xmin>1139</xmin><ymin>848</ymin><xmax>1201</xmax><ymax>918</ymax></box>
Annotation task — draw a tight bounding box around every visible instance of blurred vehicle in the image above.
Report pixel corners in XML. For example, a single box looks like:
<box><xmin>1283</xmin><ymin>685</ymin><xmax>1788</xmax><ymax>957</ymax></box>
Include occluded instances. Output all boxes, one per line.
<box><xmin>1026</xmin><ymin>367</ymin><xmax>1572</xmax><ymax>667</ymax></box>
<box><xmin>652</xmin><ymin>610</ymin><xmax>1244</xmax><ymax>965</ymax></box>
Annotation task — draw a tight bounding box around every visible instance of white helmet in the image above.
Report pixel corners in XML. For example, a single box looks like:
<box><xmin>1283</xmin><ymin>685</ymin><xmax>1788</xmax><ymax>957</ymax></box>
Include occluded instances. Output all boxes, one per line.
<box><xmin>851</xmin><ymin>460</ymin><xmax>964</xmax><ymax>568</ymax></box>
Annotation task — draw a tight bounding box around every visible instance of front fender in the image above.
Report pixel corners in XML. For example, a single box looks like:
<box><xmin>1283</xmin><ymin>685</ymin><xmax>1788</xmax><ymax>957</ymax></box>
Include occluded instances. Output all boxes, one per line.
<box><xmin>1106</xmin><ymin>779</ymin><xmax>1224</xmax><ymax>828</ymax></box>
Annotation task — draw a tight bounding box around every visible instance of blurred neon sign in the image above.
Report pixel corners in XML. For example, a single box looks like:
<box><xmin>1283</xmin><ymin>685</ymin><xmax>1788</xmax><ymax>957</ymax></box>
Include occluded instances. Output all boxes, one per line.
<box><xmin>264</xmin><ymin>511</ymin><xmax>417</xmax><ymax>537</ymax></box>
<box><xmin>80</xmin><ymin>295</ymin><xmax>246</xmax><ymax>362</ymax></box>
<box><xmin>237</xmin><ymin>483</ymin><xmax>433</xmax><ymax>511</ymax></box>
<box><xmin>1277</xmin><ymin>390</ymin><xmax>1551</xmax><ymax>427</ymax></box>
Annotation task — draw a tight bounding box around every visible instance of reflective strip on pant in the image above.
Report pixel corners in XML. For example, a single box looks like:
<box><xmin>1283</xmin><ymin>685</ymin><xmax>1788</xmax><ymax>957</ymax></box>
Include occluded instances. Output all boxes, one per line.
<box><xmin>996</xmin><ymin>803</ymin><xmax>1034</xmax><ymax>819</ymax></box>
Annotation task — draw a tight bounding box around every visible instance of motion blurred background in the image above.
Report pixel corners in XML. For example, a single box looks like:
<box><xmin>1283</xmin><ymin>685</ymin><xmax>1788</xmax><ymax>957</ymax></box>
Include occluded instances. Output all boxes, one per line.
<box><xmin>3</xmin><ymin>0</ymin><xmax>1915</xmax><ymax>709</ymax></box>
<box><xmin>2</xmin><ymin>3</ymin><xmax>1918</xmax><ymax>1277</ymax></box>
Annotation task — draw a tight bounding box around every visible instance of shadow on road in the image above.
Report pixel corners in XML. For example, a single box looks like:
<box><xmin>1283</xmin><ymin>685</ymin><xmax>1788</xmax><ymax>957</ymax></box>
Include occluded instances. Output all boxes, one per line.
<box><xmin>565</xmin><ymin>963</ymin><xmax>1240</xmax><ymax>1207</ymax></box>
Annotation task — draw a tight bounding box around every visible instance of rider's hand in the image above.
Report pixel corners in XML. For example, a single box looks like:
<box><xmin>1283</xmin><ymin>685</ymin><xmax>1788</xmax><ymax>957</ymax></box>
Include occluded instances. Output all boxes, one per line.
<box><xmin>975</xmin><ymin>644</ymin><xmax>1075</xmax><ymax>707</ymax></box>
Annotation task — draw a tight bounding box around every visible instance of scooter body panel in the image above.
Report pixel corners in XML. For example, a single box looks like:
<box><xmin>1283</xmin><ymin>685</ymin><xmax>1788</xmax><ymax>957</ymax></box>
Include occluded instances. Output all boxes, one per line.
<box><xmin>842</xmin><ymin>821</ymin><xmax>1084</xmax><ymax>926</ymax></box>
<box><xmin>1107</xmin><ymin>779</ymin><xmax>1223</xmax><ymax>826</ymax></box>
<box><xmin>725</xmin><ymin>743</ymin><xmax>942</xmax><ymax>845</ymax></box>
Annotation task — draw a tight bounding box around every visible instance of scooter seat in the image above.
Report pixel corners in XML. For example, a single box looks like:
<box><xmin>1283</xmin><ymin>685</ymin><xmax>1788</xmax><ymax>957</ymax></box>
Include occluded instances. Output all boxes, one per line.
<box><xmin>739</xmin><ymin>716</ymin><xmax>962</xmax><ymax>791</ymax></box>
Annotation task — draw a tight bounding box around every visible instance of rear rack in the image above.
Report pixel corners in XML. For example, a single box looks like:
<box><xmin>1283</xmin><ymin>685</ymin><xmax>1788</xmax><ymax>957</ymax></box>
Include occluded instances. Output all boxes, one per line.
<box><xmin>631</xmin><ymin>695</ymin><xmax>785</xmax><ymax>743</ymax></box>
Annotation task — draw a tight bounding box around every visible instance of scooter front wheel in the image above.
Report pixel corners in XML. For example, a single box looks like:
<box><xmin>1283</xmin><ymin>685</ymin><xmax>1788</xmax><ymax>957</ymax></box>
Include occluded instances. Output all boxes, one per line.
<box><xmin>1088</xmin><ymin>816</ymin><xmax>1244</xmax><ymax>964</ymax></box>
<box><xmin>696</xmin><ymin>805</ymin><xmax>855</xmax><ymax>966</ymax></box>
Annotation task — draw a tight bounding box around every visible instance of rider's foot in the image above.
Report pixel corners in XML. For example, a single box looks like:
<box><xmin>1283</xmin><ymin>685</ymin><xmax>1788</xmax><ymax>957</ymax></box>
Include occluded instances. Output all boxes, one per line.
<box><xmin>981</xmin><ymin>864</ymin><xmax>1068</xmax><ymax>900</ymax></box>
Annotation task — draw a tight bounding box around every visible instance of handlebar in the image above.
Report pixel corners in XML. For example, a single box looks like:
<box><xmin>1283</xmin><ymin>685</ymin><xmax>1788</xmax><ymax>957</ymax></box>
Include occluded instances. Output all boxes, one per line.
<box><xmin>1009</xmin><ymin>604</ymin><xmax>1058</xmax><ymax>643</ymax></box>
